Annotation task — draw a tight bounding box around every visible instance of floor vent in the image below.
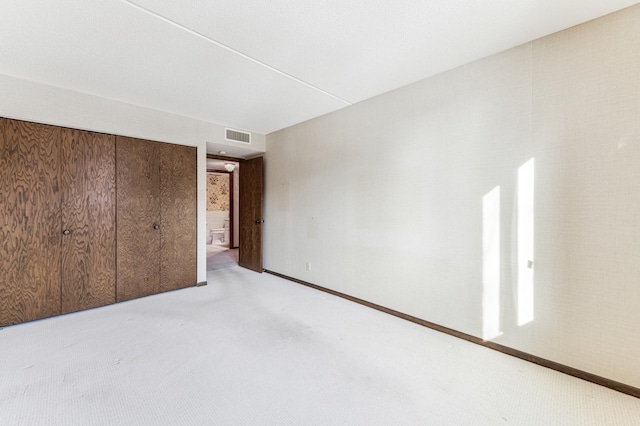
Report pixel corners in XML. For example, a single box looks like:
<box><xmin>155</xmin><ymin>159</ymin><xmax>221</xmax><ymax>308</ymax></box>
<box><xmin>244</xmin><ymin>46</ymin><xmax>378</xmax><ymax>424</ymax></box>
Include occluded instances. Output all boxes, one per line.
<box><xmin>225</xmin><ymin>128</ymin><xmax>251</xmax><ymax>144</ymax></box>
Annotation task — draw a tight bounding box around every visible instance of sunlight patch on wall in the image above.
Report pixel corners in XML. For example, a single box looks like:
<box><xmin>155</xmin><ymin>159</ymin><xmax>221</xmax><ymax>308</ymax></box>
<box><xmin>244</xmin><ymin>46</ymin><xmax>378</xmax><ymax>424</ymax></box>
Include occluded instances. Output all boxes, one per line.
<box><xmin>482</xmin><ymin>185</ymin><xmax>502</xmax><ymax>340</ymax></box>
<box><xmin>517</xmin><ymin>158</ymin><xmax>535</xmax><ymax>326</ymax></box>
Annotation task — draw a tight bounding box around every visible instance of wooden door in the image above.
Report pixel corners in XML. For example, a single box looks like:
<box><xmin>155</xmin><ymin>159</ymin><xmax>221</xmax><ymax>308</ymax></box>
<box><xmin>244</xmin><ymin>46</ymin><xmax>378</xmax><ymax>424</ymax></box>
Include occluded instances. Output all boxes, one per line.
<box><xmin>60</xmin><ymin>129</ymin><xmax>116</xmax><ymax>313</ymax></box>
<box><xmin>0</xmin><ymin>118</ymin><xmax>61</xmax><ymax>326</ymax></box>
<box><xmin>116</xmin><ymin>136</ymin><xmax>161</xmax><ymax>301</ymax></box>
<box><xmin>159</xmin><ymin>143</ymin><xmax>197</xmax><ymax>292</ymax></box>
<box><xmin>238</xmin><ymin>157</ymin><xmax>263</xmax><ymax>272</ymax></box>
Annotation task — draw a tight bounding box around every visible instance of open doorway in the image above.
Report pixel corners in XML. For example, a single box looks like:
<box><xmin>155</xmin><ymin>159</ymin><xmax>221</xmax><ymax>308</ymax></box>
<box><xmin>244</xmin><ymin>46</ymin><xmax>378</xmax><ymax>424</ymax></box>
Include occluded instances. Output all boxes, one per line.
<box><xmin>206</xmin><ymin>154</ymin><xmax>264</xmax><ymax>273</ymax></box>
<box><xmin>206</xmin><ymin>158</ymin><xmax>239</xmax><ymax>271</ymax></box>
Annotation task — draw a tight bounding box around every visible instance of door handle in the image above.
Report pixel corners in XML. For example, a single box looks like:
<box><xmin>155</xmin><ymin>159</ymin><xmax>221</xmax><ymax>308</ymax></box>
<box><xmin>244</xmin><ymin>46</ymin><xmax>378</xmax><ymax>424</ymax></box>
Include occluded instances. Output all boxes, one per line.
<box><xmin>153</xmin><ymin>224</ymin><xmax>160</xmax><ymax>230</ymax></box>
<box><xmin>62</xmin><ymin>229</ymin><xmax>71</xmax><ymax>235</ymax></box>
<box><xmin>255</xmin><ymin>220</ymin><xmax>264</xmax><ymax>224</ymax></box>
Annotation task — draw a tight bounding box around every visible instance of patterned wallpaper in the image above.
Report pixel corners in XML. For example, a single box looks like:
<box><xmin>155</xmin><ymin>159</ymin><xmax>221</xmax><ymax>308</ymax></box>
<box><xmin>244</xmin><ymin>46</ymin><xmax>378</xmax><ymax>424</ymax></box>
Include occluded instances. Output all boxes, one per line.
<box><xmin>207</xmin><ymin>173</ymin><xmax>230</xmax><ymax>211</ymax></box>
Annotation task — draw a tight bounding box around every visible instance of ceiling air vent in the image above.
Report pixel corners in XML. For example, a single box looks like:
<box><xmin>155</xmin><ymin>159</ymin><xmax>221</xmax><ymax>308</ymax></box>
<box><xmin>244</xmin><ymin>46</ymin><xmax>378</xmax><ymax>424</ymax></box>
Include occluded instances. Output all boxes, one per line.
<box><xmin>225</xmin><ymin>128</ymin><xmax>251</xmax><ymax>144</ymax></box>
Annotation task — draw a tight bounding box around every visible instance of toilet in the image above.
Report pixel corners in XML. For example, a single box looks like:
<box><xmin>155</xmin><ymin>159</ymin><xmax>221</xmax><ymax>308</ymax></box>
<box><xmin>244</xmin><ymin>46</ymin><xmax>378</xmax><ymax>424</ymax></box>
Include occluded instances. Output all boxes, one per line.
<box><xmin>207</xmin><ymin>213</ymin><xmax>230</xmax><ymax>245</ymax></box>
<box><xmin>209</xmin><ymin>228</ymin><xmax>225</xmax><ymax>244</ymax></box>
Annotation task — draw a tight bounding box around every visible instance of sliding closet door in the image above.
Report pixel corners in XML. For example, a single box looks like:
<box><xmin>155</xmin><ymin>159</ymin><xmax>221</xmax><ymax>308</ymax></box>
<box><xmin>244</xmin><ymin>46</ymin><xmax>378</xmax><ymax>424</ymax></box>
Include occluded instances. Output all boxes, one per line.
<box><xmin>0</xmin><ymin>118</ymin><xmax>61</xmax><ymax>326</ymax></box>
<box><xmin>60</xmin><ymin>129</ymin><xmax>116</xmax><ymax>314</ymax></box>
<box><xmin>159</xmin><ymin>143</ymin><xmax>197</xmax><ymax>292</ymax></box>
<box><xmin>116</xmin><ymin>136</ymin><xmax>161</xmax><ymax>302</ymax></box>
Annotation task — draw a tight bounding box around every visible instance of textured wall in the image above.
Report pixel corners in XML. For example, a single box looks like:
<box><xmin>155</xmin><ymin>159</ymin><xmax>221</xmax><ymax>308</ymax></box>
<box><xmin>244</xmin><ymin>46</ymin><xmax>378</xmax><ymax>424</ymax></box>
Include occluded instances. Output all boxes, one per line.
<box><xmin>207</xmin><ymin>173</ymin><xmax>230</xmax><ymax>211</ymax></box>
<box><xmin>264</xmin><ymin>5</ymin><xmax>640</xmax><ymax>387</ymax></box>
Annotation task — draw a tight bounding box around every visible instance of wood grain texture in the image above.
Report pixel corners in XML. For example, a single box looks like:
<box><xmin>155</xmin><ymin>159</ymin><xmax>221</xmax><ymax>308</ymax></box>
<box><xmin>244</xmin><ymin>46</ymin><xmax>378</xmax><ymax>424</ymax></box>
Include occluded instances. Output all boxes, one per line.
<box><xmin>0</xmin><ymin>118</ymin><xmax>61</xmax><ymax>326</ymax></box>
<box><xmin>239</xmin><ymin>157</ymin><xmax>263</xmax><ymax>272</ymax></box>
<box><xmin>159</xmin><ymin>143</ymin><xmax>197</xmax><ymax>292</ymax></box>
<box><xmin>116</xmin><ymin>136</ymin><xmax>161</xmax><ymax>302</ymax></box>
<box><xmin>60</xmin><ymin>129</ymin><xmax>116</xmax><ymax>313</ymax></box>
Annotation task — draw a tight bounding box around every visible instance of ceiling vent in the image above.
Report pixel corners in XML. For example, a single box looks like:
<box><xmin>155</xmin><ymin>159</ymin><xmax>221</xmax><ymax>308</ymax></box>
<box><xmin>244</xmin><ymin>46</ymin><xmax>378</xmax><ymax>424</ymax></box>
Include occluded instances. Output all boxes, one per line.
<box><xmin>225</xmin><ymin>128</ymin><xmax>251</xmax><ymax>144</ymax></box>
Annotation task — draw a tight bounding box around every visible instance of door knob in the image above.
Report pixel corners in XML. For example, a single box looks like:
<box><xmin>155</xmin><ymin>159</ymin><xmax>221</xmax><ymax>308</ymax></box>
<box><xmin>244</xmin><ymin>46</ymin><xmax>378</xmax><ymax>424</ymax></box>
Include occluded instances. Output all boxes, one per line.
<box><xmin>255</xmin><ymin>220</ymin><xmax>264</xmax><ymax>224</ymax></box>
<box><xmin>153</xmin><ymin>224</ymin><xmax>160</xmax><ymax>230</ymax></box>
<box><xmin>62</xmin><ymin>229</ymin><xmax>71</xmax><ymax>235</ymax></box>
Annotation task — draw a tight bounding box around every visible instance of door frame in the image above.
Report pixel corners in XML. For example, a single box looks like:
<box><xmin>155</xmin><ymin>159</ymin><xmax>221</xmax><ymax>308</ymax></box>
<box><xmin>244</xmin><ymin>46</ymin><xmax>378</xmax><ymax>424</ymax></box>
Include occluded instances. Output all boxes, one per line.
<box><xmin>206</xmin><ymin>154</ymin><xmax>242</xmax><ymax>248</ymax></box>
<box><xmin>206</xmin><ymin>168</ymin><xmax>234</xmax><ymax>247</ymax></box>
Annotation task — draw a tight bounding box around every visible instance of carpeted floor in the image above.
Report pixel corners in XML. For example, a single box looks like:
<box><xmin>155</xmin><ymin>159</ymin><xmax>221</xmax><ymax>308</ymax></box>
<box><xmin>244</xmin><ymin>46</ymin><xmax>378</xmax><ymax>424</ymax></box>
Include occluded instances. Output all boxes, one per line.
<box><xmin>1</xmin><ymin>267</ymin><xmax>639</xmax><ymax>425</ymax></box>
<box><xmin>206</xmin><ymin>244</ymin><xmax>238</xmax><ymax>271</ymax></box>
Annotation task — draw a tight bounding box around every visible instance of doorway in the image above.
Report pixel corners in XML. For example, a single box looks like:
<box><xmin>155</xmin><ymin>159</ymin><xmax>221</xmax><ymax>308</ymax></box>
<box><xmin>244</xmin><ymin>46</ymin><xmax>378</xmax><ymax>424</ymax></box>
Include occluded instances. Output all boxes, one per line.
<box><xmin>206</xmin><ymin>158</ymin><xmax>239</xmax><ymax>271</ymax></box>
<box><xmin>206</xmin><ymin>154</ymin><xmax>264</xmax><ymax>273</ymax></box>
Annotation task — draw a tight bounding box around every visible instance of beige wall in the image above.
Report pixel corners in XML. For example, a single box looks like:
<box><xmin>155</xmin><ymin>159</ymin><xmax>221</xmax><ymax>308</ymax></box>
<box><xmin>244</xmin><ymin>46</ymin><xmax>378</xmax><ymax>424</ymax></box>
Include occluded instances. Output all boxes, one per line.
<box><xmin>265</xmin><ymin>5</ymin><xmax>640</xmax><ymax>387</ymax></box>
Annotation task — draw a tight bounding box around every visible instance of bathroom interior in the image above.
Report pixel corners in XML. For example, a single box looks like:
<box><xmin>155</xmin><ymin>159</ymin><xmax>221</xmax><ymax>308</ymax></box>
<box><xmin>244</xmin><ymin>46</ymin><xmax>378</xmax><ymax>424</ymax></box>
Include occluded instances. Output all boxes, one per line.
<box><xmin>206</xmin><ymin>158</ymin><xmax>240</xmax><ymax>270</ymax></box>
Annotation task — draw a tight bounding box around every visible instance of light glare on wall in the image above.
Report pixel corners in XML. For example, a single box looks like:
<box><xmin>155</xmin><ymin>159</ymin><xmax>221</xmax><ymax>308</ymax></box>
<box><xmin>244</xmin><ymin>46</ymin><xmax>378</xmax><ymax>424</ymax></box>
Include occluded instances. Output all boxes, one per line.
<box><xmin>517</xmin><ymin>158</ymin><xmax>535</xmax><ymax>326</ymax></box>
<box><xmin>482</xmin><ymin>186</ymin><xmax>502</xmax><ymax>340</ymax></box>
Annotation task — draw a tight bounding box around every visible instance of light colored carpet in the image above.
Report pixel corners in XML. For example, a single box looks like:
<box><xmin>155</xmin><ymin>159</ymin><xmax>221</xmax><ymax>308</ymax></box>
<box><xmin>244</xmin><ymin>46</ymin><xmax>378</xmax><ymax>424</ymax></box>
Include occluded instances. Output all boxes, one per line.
<box><xmin>1</xmin><ymin>266</ymin><xmax>639</xmax><ymax>425</ymax></box>
<box><xmin>207</xmin><ymin>244</ymin><xmax>238</xmax><ymax>271</ymax></box>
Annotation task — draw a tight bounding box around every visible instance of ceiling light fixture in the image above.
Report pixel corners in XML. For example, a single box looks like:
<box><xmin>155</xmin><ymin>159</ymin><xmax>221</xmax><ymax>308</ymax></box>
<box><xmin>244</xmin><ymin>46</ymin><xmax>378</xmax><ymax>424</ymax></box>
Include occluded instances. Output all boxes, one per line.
<box><xmin>218</xmin><ymin>150</ymin><xmax>227</xmax><ymax>155</ymax></box>
<box><xmin>224</xmin><ymin>163</ymin><xmax>236</xmax><ymax>172</ymax></box>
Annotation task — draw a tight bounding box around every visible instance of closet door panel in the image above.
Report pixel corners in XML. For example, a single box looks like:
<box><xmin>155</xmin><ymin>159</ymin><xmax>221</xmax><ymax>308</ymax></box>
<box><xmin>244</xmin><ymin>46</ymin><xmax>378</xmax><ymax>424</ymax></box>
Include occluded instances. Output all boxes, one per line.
<box><xmin>60</xmin><ymin>129</ymin><xmax>116</xmax><ymax>313</ymax></box>
<box><xmin>116</xmin><ymin>136</ymin><xmax>161</xmax><ymax>302</ymax></box>
<box><xmin>159</xmin><ymin>143</ymin><xmax>197</xmax><ymax>292</ymax></box>
<box><xmin>0</xmin><ymin>118</ymin><xmax>61</xmax><ymax>326</ymax></box>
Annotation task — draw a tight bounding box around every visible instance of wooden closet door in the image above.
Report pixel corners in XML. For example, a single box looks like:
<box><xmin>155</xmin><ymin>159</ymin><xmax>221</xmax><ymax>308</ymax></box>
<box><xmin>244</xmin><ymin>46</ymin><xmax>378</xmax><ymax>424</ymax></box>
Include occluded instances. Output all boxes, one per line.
<box><xmin>159</xmin><ymin>143</ymin><xmax>197</xmax><ymax>292</ymax></box>
<box><xmin>116</xmin><ymin>136</ymin><xmax>161</xmax><ymax>302</ymax></box>
<box><xmin>60</xmin><ymin>129</ymin><xmax>116</xmax><ymax>313</ymax></box>
<box><xmin>0</xmin><ymin>118</ymin><xmax>61</xmax><ymax>326</ymax></box>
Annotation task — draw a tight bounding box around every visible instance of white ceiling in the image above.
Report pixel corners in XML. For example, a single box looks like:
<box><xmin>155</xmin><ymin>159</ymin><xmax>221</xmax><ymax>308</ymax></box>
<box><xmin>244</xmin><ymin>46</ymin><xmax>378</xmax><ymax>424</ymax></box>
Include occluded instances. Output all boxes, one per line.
<box><xmin>0</xmin><ymin>0</ymin><xmax>637</xmax><ymax>135</ymax></box>
<box><xmin>207</xmin><ymin>158</ymin><xmax>239</xmax><ymax>171</ymax></box>
<box><xmin>206</xmin><ymin>142</ymin><xmax>264</xmax><ymax>160</ymax></box>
